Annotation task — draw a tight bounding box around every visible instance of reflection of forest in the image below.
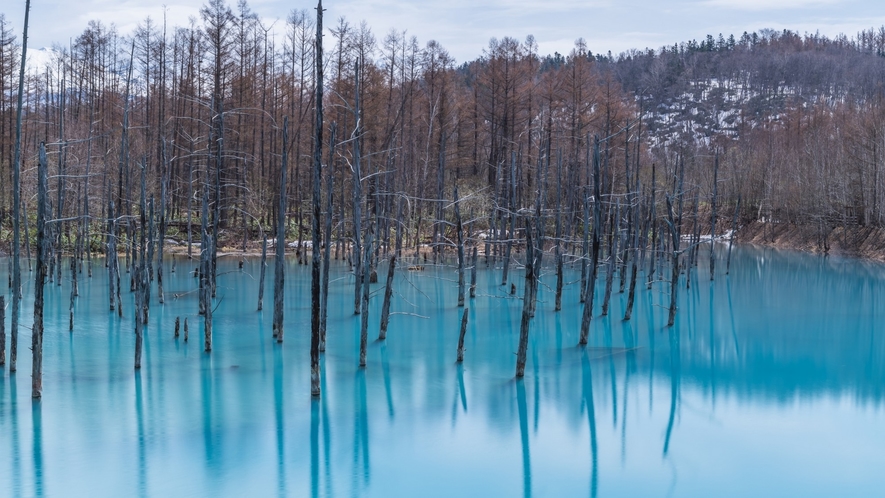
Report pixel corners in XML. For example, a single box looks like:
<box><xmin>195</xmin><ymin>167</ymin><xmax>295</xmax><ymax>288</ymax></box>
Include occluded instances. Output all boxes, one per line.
<box><xmin>2</xmin><ymin>246</ymin><xmax>884</xmax><ymax>497</ymax></box>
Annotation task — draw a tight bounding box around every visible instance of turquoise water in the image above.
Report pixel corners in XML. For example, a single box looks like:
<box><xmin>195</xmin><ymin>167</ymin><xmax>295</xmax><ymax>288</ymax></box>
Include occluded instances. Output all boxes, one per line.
<box><xmin>0</xmin><ymin>246</ymin><xmax>884</xmax><ymax>497</ymax></box>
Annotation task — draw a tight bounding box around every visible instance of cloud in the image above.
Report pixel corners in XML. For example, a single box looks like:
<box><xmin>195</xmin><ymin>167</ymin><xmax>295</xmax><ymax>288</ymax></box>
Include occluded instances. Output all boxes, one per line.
<box><xmin>700</xmin><ymin>0</ymin><xmax>844</xmax><ymax>10</ymax></box>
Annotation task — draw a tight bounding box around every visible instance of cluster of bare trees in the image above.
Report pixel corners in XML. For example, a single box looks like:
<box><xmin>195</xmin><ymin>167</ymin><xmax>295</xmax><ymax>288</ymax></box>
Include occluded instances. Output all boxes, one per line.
<box><xmin>6</xmin><ymin>2</ymin><xmax>885</xmax><ymax>398</ymax></box>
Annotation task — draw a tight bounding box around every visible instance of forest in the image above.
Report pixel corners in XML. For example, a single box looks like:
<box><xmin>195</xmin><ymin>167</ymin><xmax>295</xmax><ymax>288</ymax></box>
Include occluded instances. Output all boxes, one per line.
<box><xmin>3</xmin><ymin>0</ymin><xmax>885</xmax><ymax>398</ymax></box>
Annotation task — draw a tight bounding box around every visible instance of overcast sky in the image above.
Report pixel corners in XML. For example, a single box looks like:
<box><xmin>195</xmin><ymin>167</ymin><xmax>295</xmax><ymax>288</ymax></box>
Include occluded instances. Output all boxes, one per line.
<box><xmin>5</xmin><ymin>0</ymin><xmax>885</xmax><ymax>63</ymax></box>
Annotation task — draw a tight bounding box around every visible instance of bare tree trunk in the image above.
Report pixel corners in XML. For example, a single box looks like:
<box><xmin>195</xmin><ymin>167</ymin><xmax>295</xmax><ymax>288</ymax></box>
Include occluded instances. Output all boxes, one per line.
<box><xmin>352</xmin><ymin>60</ymin><xmax>363</xmax><ymax>316</ymax></box>
<box><xmin>378</xmin><ymin>255</ymin><xmax>396</xmax><ymax>340</ymax></box>
<box><xmin>258</xmin><ymin>234</ymin><xmax>267</xmax><ymax>310</ymax></box>
<box><xmin>469</xmin><ymin>246</ymin><xmax>478</xmax><ymax>299</ymax></box>
<box><xmin>187</xmin><ymin>142</ymin><xmax>194</xmax><ymax>260</ymax></box>
<box><xmin>22</xmin><ymin>199</ymin><xmax>31</xmax><ymax>273</ymax></box>
<box><xmin>111</xmin><ymin>198</ymin><xmax>122</xmax><ymax>317</ymax></box>
<box><xmin>727</xmin><ymin>196</ymin><xmax>740</xmax><ymax>275</ymax></box>
<box><xmin>456</xmin><ymin>308</ymin><xmax>468</xmax><ymax>362</ymax></box>
<box><xmin>148</xmin><ymin>197</ymin><xmax>155</xmax><ymax>285</ymax></box>
<box><xmin>359</xmin><ymin>221</ymin><xmax>374</xmax><ymax>367</ymax></box>
<box><xmin>624</xmin><ymin>183</ymin><xmax>641</xmax><ymax>321</ymax></box>
<box><xmin>158</xmin><ymin>140</ymin><xmax>169</xmax><ymax>303</ymax></box>
<box><xmin>0</xmin><ymin>296</ymin><xmax>5</xmax><ymax>366</ymax></box>
<box><xmin>274</xmin><ymin>118</ymin><xmax>289</xmax><ymax>342</ymax></box>
<box><xmin>515</xmin><ymin>218</ymin><xmax>534</xmax><ymax>378</ymax></box>
<box><xmin>320</xmin><ymin>123</ymin><xmax>336</xmax><ymax>352</ymax></box>
<box><xmin>710</xmin><ymin>152</ymin><xmax>719</xmax><ymax>281</ymax></box>
<box><xmin>10</xmin><ymin>0</ymin><xmax>30</xmax><ymax>373</ymax></box>
<box><xmin>647</xmin><ymin>162</ymin><xmax>658</xmax><ymax>289</ymax></box>
<box><xmin>601</xmin><ymin>200</ymin><xmax>620</xmax><ymax>316</ymax></box>
<box><xmin>203</xmin><ymin>234</ymin><xmax>213</xmax><ymax>352</ymax></box>
<box><xmin>32</xmin><ymin>143</ymin><xmax>48</xmax><ymax>398</ymax></box>
<box><xmin>135</xmin><ymin>165</ymin><xmax>149</xmax><ymax>372</ymax></box>
<box><xmin>666</xmin><ymin>194</ymin><xmax>681</xmax><ymax>327</ymax></box>
<box><xmin>454</xmin><ymin>182</ymin><xmax>465</xmax><ymax>307</ymax></box>
<box><xmin>554</xmin><ymin>151</ymin><xmax>564</xmax><ymax>311</ymax></box>
<box><xmin>310</xmin><ymin>0</ymin><xmax>325</xmax><ymax>397</ymax></box>
<box><xmin>502</xmin><ymin>153</ymin><xmax>515</xmax><ymax>286</ymax></box>
<box><xmin>199</xmin><ymin>183</ymin><xmax>209</xmax><ymax>318</ymax></box>
<box><xmin>580</xmin><ymin>186</ymin><xmax>590</xmax><ymax>302</ymax></box>
<box><xmin>579</xmin><ymin>138</ymin><xmax>602</xmax><ymax>346</ymax></box>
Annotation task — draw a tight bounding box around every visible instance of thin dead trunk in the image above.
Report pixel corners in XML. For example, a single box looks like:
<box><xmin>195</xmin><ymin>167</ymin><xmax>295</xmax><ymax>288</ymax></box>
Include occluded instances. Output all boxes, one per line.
<box><xmin>273</xmin><ymin>117</ymin><xmax>289</xmax><ymax>342</ymax></box>
<box><xmin>579</xmin><ymin>138</ymin><xmax>602</xmax><ymax>346</ymax></box>
<box><xmin>32</xmin><ymin>142</ymin><xmax>47</xmax><ymax>398</ymax></box>
<box><xmin>454</xmin><ymin>182</ymin><xmax>465</xmax><ymax>307</ymax></box>
<box><xmin>158</xmin><ymin>139</ymin><xmax>169</xmax><ymax>303</ymax></box>
<box><xmin>0</xmin><ymin>296</ymin><xmax>5</xmax><ymax>366</ymax></box>
<box><xmin>515</xmin><ymin>217</ymin><xmax>534</xmax><ymax>378</ymax></box>
<box><xmin>601</xmin><ymin>200</ymin><xmax>620</xmax><ymax>316</ymax></box>
<box><xmin>710</xmin><ymin>152</ymin><xmax>719</xmax><ymax>280</ymax></box>
<box><xmin>320</xmin><ymin>124</ymin><xmax>336</xmax><ymax>352</ymax></box>
<box><xmin>359</xmin><ymin>221</ymin><xmax>374</xmax><ymax>367</ymax></box>
<box><xmin>9</xmin><ymin>0</ymin><xmax>30</xmax><ymax>373</ymax></box>
<box><xmin>469</xmin><ymin>246</ymin><xmax>478</xmax><ymax>298</ymax></box>
<box><xmin>624</xmin><ymin>184</ymin><xmax>641</xmax><ymax>321</ymax></box>
<box><xmin>727</xmin><ymin>196</ymin><xmax>740</xmax><ymax>275</ymax></box>
<box><xmin>554</xmin><ymin>151</ymin><xmax>564</xmax><ymax>311</ymax></box>
<box><xmin>456</xmin><ymin>307</ymin><xmax>468</xmax><ymax>362</ymax></box>
<box><xmin>378</xmin><ymin>255</ymin><xmax>396</xmax><ymax>340</ymax></box>
<box><xmin>352</xmin><ymin>60</ymin><xmax>363</xmax><ymax>316</ymax></box>
<box><xmin>666</xmin><ymin>194</ymin><xmax>681</xmax><ymax>327</ymax></box>
<box><xmin>310</xmin><ymin>0</ymin><xmax>324</xmax><ymax>397</ymax></box>
<box><xmin>258</xmin><ymin>234</ymin><xmax>267</xmax><ymax>310</ymax></box>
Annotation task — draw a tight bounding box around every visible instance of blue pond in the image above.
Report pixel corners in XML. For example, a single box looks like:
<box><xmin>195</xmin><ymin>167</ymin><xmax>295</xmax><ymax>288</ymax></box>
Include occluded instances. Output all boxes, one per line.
<box><xmin>0</xmin><ymin>245</ymin><xmax>884</xmax><ymax>497</ymax></box>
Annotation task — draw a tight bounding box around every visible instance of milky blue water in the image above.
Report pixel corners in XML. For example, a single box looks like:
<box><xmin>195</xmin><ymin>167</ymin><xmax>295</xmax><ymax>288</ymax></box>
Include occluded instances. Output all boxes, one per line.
<box><xmin>0</xmin><ymin>245</ymin><xmax>884</xmax><ymax>497</ymax></box>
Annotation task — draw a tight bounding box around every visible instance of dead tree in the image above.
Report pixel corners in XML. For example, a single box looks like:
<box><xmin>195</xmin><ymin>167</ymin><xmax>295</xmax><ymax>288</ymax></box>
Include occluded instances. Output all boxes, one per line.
<box><xmin>32</xmin><ymin>142</ymin><xmax>47</xmax><ymax>398</ymax></box>
<box><xmin>647</xmin><ymin>162</ymin><xmax>658</xmax><ymax>289</ymax></box>
<box><xmin>454</xmin><ymin>182</ymin><xmax>465</xmax><ymax>307</ymax></box>
<box><xmin>579</xmin><ymin>138</ymin><xmax>602</xmax><ymax>346</ymax></box>
<box><xmin>108</xmin><ymin>200</ymin><xmax>117</xmax><ymax>312</ymax></box>
<box><xmin>665</xmin><ymin>194</ymin><xmax>681</xmax><ymax>327</ymax></box>
<box><xmin>378</xmin><ymin>255</ymin><xmax>396</xmax><ymax>340</ymax></box>
<box><xmin>709</xmin><ymin>151</ymin><xmax>719</xmax><ymax>280</ymax></box>
<box><xmin>515</xmin><ymin>217</ymin><xmax>535</xmax><ymax>378</ymax></box>
<box><xmin>501</xmin><ymin>152</ymin><xmax>516</xmax><ymax>287</ymax></box>
<box><xmin>9</xmin><ymin>0</ymin><xmax>30</xmax><ymax>374</ymax></box>
<box><xmin>273</xmin><ymin>117</ymin><xmax>289</xmax><ymax>342</ymax></box>
<box><xmin>0</xmin><ymin>296</ymin><xmax>5</xmax><ymax>366</ymax></box>
<box><xmin>727</xmin><ymin>196</ymin><xmax>740</xmax><ymax>275</ymax></box>
<box><xmin>601</xmin><ymin>200</ymin><xmax>620</xmax><ymax>316</ymax></box>
<box><xmin>310</xmin><ymin>0</ymin><xmax>324</xmax><ymax>397</ymax></box>
<box><xmin>624</xmin><ymin>183</ymin><xmax>641</xmax><ymax>321</ymax></box>
<box><xmin>580</xmin><ymin>185</ymin><xmax>590</xmax><ymax>302</ymax></box>
<box><xmin>203</xmin><ymin>234</ymin><xmax>213</xmax><ymax>352</ymax></box>
<box><xmin>554</xmin><ymin>151</ymin><xmax>564</xmax><ymax>311</ymax></box>
<box><xmin>258</xmin><ymin>234</ymin><xmax>267</xmax><ymax>310</ymax></box>
<box><xmin>469</xmin><ymin>246</ymin><xmax>478</xmax><ymax>298</ymax></box>
<box><xmin>158</xmin><ymin>139</ymin><xmax>169</xmax><ymax>303</ymax></box>
<box><xmin>456</xmin><ymin>308</ymin><xmax>468</xmax><ymax>362</ymax></box>
<box><xmin>359</xmin><ymin>221</ymin><xmax>374</xmax><ymax>367</ymax></box>
<box><xmin>320</xmin><ymin>123</ymin><xmax>336</xmax><ymax>352</ymax></box>
<box><xmin>352</xmin><ymin>60</ymin><xmax>364</xmax><ymax>316</ymax></box>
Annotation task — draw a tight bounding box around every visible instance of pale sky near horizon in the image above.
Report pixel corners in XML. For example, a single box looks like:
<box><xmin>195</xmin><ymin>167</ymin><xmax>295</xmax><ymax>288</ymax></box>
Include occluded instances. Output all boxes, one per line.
<box><xmin>4</xmin><ymin>0</ymin><xmax>885</xmax><ymax>63</ymax></box>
